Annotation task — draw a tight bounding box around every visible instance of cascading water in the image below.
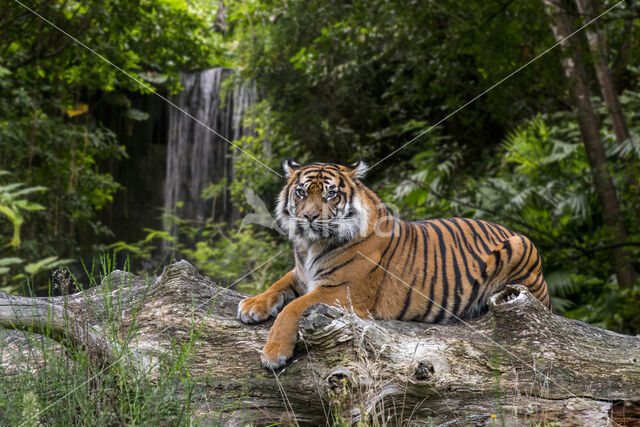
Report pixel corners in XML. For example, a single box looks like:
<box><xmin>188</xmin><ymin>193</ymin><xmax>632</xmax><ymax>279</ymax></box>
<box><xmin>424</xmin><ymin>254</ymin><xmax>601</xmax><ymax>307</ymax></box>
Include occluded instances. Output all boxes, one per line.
<box><xmin>164</xmin><ymin>68</ymin><xmax>258</xmax><ymax>235</ymax></box>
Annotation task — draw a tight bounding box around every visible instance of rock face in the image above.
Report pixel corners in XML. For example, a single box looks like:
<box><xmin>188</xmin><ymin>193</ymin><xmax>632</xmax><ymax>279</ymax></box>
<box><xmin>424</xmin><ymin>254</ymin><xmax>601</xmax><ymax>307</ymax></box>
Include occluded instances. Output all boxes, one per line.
<box><xmin>2</xmin><ymin>260</ymin><xmax>640</xmax><ymax>425</ymax></box>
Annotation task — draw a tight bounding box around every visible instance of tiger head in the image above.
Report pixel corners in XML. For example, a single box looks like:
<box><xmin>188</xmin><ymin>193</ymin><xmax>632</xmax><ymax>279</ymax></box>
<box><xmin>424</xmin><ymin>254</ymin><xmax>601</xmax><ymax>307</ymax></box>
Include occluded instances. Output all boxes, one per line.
<box><xmin>276</xmin><ymin>160</ymin><xmax>371</xmax><ymax>244</ymax></box>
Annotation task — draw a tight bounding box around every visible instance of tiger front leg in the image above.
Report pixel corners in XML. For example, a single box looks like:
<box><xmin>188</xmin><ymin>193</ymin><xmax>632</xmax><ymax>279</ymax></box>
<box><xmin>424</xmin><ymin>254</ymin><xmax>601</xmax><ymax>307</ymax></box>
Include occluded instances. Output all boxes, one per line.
<box><xmin>237</xmin><ymin>270</ymin><xmax>297</xmax><ymax>324</ymax></box>
<box><xmin>261</xmin><ymin>287</ymin><xmax>364</xmax><ymax>369</ymax></box>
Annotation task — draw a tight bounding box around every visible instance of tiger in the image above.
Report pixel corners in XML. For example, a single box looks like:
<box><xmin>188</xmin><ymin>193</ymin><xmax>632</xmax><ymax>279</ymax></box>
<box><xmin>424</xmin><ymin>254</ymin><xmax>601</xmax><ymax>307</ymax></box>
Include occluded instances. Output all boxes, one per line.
<box><xmin>237</xmin><ymin>160</ymin><xmax>551</xmax><ymax>369</ymax></box>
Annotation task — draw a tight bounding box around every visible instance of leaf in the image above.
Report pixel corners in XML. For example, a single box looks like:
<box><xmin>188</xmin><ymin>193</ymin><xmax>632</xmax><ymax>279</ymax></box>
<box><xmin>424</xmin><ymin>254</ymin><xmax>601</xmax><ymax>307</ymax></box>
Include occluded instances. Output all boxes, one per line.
<box><xmin>108</xmin><ymin>242</ymin><xmax>142</xmax><ymax>253</ymax></box>
<box><xmin>0</xmin><ymin>257</ymin><xmax>23</xmax><ymax>266</ymax></box>
<box><xmin>24</xmin><ymin>256</ymin><xmax>72</xmax><ymax>275</ymax></box>
<box><xmin>66</xmin><ymin>104</ymin><xmax>89</xmax><ymax>117</ymax></box>
<box><xmin>13</xmin><ymin>201</ymin><xmax>45</xmax><ymax>211</ymax></box>
<box><xmin>0</xmin><ymin>65</ymin><xmax>11</xmax><ymax>78</ymax></box>
<box><xmin>143</xmin><ymin>228</ymin><xmax>175</xmax><ymax>243</ymax></box>
<box><xmin>0</xmin><ymin>205</ymin><xmax>22</xmax><ymax>248</ymax></box>
<box><xmin>104</xmin><ymin>92</ymin><xmax>132</xmax><ymax>108</ymax></box>
<box><xmin>0</xmin><ymin>183</ymin><xmax>24</xmax><ymax>193</ymax></box>
<box><xmin>8</xmin><ymin>186</ymin><xmax>47</xmax><ymax>198</ymax></box>
<box><xmin>0</xmin><ymin>204</ymin><xmax>15</xmax><ymax>222</ymax></box>
<box><xmin>124</xmin><ymin>108</ymin><xmax>150</xmax><ymax>121</ymax></box>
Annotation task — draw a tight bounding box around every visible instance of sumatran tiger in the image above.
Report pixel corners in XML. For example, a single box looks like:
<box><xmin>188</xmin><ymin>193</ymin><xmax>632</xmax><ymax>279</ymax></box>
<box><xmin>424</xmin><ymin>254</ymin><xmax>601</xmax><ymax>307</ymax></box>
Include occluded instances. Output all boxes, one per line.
<box><xmin>237</xmin><ymin>160</ymin><xmax>551</xmax><ymax>369</ymax></box>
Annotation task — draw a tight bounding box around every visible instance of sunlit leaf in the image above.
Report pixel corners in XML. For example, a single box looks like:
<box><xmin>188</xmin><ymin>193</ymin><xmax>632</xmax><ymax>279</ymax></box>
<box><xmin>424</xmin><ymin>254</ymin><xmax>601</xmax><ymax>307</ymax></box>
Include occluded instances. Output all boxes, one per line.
<box><xmin>65</xmin><ymin>104</ymin><xmax>89</xmax><ymax>117</ymax></box>
<box><xmin>0</xmin><ymin>257</ymin><xmax>23</xmax><ymax>267</ymax></box>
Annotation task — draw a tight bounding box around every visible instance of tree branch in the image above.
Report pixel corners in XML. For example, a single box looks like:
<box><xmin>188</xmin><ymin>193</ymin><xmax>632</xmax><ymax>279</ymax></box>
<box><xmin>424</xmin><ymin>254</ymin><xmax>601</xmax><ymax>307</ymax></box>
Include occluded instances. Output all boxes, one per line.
<box><xmin>0</xmin><ymin>291</ymin><xmax>117</xmax><ymax>367</ymax></box>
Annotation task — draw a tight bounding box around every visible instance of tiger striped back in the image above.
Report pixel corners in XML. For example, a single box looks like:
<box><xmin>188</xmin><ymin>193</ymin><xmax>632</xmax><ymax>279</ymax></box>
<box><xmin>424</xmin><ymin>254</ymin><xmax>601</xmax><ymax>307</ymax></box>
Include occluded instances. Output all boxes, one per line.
<box><xmin>368</xmin><ymin>217</ymin><xmax>550</xmax><ymax>323</ymax></box>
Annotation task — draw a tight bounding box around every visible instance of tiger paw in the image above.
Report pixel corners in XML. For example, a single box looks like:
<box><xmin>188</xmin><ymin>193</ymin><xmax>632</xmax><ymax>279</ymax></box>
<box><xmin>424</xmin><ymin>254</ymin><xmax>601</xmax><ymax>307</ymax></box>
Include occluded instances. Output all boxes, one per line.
<box><xmin>260</xmin><ymin>341</ymin><xmax>293</xmax><ymax>370</ymax></box>
<box><xmin>237</xmin><ymin>292</ymin><xmax>286</xmax><ymax>324</ymax></box>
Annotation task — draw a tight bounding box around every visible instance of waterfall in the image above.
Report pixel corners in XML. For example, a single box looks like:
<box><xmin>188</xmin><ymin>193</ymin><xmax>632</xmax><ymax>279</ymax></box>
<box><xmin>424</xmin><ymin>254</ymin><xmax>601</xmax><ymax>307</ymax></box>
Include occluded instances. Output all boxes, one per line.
<box><xmin>164</xmin><ymin>68</ymin><xmax>258</xmax><ymax>233</ymax></box>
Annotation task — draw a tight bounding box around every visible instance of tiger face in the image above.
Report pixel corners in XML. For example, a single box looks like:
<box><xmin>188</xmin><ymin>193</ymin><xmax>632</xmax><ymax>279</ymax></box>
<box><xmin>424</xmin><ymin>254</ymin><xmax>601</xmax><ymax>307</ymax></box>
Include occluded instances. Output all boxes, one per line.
<box><xmin>276</xmin><ymin>159</ymin><xmax>370</xmax><ymax>244</ymax></box>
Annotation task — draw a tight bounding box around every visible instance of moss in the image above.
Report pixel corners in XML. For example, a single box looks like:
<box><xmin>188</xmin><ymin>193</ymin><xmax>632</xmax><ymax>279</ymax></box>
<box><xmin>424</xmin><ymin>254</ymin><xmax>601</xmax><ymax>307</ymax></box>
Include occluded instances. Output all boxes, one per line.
<box><xmin>322</xmin><ymin>352</ymin><xmax>354</xmax><ymax>369</ymax></box>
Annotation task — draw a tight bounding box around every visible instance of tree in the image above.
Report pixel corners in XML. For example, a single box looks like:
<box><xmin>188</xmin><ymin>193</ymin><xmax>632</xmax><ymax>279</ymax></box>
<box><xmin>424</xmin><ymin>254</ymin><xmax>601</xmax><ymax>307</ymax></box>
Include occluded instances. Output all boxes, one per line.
<box><xmin>573</xmin><ymin>0</ymin><xmax>640</xmax><ymax>221</ymax></box>
<box><xmin>542</xmin><ymin>0</ymin><xmax>637</xmax><ymax>295</ymax></box>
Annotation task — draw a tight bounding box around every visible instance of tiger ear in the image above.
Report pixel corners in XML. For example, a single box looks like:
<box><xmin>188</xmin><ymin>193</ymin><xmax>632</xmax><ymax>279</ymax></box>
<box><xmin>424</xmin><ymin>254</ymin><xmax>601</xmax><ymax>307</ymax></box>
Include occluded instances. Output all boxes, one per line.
<box><xmin>283</xmin><ymin>158</ymin><xmax>301</xmax><ymax>178</ymax></box>
<box><xmin>345</xmin><ymin>160</ymin><xmax>368</xmax><ymax>180</ymax></box>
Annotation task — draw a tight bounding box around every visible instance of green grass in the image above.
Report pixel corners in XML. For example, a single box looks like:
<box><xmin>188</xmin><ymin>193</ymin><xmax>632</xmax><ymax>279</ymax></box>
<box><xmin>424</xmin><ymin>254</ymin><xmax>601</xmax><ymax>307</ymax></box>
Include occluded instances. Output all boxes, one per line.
<box><xmin>0</xmin><ymin>255</ymin><xmax>202</xmax><ymax>425</ymax></box>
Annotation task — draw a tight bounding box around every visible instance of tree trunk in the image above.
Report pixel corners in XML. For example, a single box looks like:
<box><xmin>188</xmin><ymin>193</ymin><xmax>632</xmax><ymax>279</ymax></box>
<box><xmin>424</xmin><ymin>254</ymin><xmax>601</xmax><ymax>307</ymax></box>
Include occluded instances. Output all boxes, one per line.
<box><xmin>543</xmin><ymin>0</ymin><xmax>638</xmax><ymax>293</ymax></box>
<box><xmin>1</xmin><ymin>260</ymin><xmax>640</xmax><ymax>426</ymax></box>
<box><xmin>612</xmin><ymin>0</ymin><xmax>636</xmax><ymax>92</ymax></box>
<box><xmin>574</xmin><ymin>0</ymin><xmax>640</xmax><ymax>221</ymax></box>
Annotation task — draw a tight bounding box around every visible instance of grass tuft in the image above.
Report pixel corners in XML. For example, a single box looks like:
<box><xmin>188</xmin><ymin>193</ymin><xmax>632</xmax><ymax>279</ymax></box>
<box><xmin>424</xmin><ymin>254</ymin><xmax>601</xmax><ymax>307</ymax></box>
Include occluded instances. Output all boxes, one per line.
<box><xmin>0</xmin><ymin>254</ymin><xmax>202</xmax><ymax>425</ymax></box>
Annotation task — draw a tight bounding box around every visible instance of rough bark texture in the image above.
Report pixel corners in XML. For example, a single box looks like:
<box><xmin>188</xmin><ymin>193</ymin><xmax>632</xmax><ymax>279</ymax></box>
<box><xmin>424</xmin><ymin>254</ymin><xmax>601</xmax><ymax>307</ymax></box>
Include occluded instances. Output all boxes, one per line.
<box><xmin>2</xmin><ymin>260</ymin><xmax>640</xmax><ymax>425</ymax></box>
<box><xmin>543</xmin><ymin>0</ymin><xmax>637</xmax><ymax>291</ymax></box>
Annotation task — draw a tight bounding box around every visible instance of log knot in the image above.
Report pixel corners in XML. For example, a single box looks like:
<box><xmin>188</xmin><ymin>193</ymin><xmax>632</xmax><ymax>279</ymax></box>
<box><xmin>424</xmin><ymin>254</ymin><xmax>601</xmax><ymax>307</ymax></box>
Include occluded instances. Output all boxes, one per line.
<box><xmin>489</xmin><ymin>284</ymin><xmax>548</xmax><ymax>318</ymax></box>
<box><xmin>413</xmin><ymin>360</ymin><xmax>435</xmax><ymax>381</ymax></box>
<box><xmin>326</xmin><ymin>366</ymin><xmax>356</xmax><ymax>396</ymax></box>
<box><xmin>299</xmin><ymin>303</ymin><xmax>345</xmax><ymax>333</ymax></box>
<box><xmin>298</xmin><ymin>303</ymin><xmax>359</xmax><ymax>349</ymax></box>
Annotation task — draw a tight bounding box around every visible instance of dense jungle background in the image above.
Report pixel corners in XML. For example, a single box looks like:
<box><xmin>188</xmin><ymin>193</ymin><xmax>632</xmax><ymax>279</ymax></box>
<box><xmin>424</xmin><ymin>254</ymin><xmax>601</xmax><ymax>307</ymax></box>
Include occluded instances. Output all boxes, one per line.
<box><xmin>1</xmin><ymin>0</ymin><xmax>640</xmax><ymax>335</ymax></box>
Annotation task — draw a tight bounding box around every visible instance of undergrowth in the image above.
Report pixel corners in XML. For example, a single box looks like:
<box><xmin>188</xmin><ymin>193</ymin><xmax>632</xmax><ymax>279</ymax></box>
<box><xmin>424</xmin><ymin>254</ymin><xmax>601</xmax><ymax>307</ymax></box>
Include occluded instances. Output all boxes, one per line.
<box><xmin>0</xmin><ymin>255</ymin><xmax>201</xmax><ymax>425</ymax></box>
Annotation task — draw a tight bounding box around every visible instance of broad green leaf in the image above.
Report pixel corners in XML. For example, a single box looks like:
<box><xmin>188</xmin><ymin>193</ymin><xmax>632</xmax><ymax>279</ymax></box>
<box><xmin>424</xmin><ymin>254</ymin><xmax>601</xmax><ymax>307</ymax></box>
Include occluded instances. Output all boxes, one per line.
<box><xmin>0</xmin><ymin>183</ymin><xmax>23</xmax><ymax>193</ymax></box>
<box><xmin>0</xmin><ymin>205</ymin><xmax>15</xmax><ymax>222</ymax></box>
<box><xmin>0</xmin><ymin>257</ymin><xmax>23</xmax><ymax>266</ymax></box>
<box><xmin>8</xmin><ymin>186</ymin><xmax>47</xmax><ymax>198</ymax></box>
<box><xmin>109</xmin><ymin>242</ymin><xmax>141</xmax><ymax>253</ymax></box>
<box><xmin>13</xmin><ymin>201</ymin><xmax>45</xmax><ymax>211</ymax></box>
<box><xmin>24</xmin><ymin>256</ymin><xmax>59</xmax><ymax>275</ymax></box>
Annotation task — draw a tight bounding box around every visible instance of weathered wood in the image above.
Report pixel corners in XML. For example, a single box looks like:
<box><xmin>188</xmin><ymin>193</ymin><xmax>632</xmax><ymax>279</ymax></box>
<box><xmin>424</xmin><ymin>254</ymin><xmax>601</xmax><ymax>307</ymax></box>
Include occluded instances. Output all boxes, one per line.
<box><xmin>1</xmin><ymin>260</ymin><xmax>640</xmax><ymax>426</ymax></box>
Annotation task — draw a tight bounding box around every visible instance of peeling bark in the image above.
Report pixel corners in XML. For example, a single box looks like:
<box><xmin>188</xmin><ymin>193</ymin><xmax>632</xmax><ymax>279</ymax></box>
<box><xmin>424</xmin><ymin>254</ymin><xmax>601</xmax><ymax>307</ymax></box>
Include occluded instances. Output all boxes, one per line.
<box><xmin>1</xmin><ymin>260</ymin><xmax>640</xmax><ymax>426</ymax></box>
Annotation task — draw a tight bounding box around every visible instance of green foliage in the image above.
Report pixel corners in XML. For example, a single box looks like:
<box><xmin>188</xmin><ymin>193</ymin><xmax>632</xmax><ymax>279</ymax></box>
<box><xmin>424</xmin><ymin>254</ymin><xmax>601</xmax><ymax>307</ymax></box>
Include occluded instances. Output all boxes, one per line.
<box><xmin>386</xmin><ymin>93</ymin><xmax>640</xmax><ymax>331</ymax></box>
<box><xmin>0</xmin><ymin>170</ymin><xmax>45</xmax><ymax>249</ymax></box>
<box><xmin>0</xmin><ymin>0</ymin><xmax>639</xmax><ymax>339</ymax></box>
<box><xmin>3</xmin><ymin>0</ymin><xmax>217</xmax><ymax>95</ymax></box>
<box><xmin>0</xmin><ymin>0</ymin><xmax>220</xmax><ymax>290</ymax></box>
<box><xmin>233</xmin><ymin>0</ymin><xmax>562</xmax><ymax>168</ymax></box>
<box><xmin>0</xmin><ymin>172</ymin><xmax>72</xmax><ymax>292</ymax></box>
<box><xmin>113</xmin><ymin>214</ymin><xmax>292</xmax><ymax>295</ymax></box>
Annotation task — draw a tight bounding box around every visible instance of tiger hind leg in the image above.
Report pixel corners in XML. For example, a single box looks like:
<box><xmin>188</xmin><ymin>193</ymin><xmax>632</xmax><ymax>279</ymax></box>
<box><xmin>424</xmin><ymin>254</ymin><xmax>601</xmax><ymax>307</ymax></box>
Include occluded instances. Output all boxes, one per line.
<box><xmin>481</xmin><ymin>235</ymin><xmax>552</xmax><ymax>310</ymax></box>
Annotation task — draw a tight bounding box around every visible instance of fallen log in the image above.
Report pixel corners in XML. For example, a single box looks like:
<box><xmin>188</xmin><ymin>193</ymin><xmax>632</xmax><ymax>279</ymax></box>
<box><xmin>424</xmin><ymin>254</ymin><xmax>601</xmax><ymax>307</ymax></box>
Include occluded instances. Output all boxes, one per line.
<box><xmin>1</xmin><ymin>260</ymin><xmax>639</xmax><ymax>425</ymax></box>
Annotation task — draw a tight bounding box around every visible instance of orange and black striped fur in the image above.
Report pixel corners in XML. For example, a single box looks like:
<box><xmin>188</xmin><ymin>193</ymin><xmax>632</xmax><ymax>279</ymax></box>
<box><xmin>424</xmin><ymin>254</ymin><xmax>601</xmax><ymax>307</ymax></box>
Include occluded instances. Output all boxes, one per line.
<box><xmin>237</xmin><ymin>160</ymin><xmax>551</xmax><ymax>368</ymax></box>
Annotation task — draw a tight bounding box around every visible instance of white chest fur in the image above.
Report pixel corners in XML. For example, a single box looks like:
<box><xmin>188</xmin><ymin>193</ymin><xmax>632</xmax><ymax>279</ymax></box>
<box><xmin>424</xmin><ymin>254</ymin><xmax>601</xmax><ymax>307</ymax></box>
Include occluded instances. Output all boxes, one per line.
<box><xmin>294</xmin><ymin>240</ymin><xmax>326</xmax><ymax>293</ymax></box>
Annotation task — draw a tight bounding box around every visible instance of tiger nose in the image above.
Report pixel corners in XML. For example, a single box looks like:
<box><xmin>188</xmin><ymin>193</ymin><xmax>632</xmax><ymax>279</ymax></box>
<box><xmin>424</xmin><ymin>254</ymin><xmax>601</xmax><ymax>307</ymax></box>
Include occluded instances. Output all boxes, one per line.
<box><xmin>304</xmin><ymin>211</ymin><xmax>319</xmax><ymax>222</ymax></box>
